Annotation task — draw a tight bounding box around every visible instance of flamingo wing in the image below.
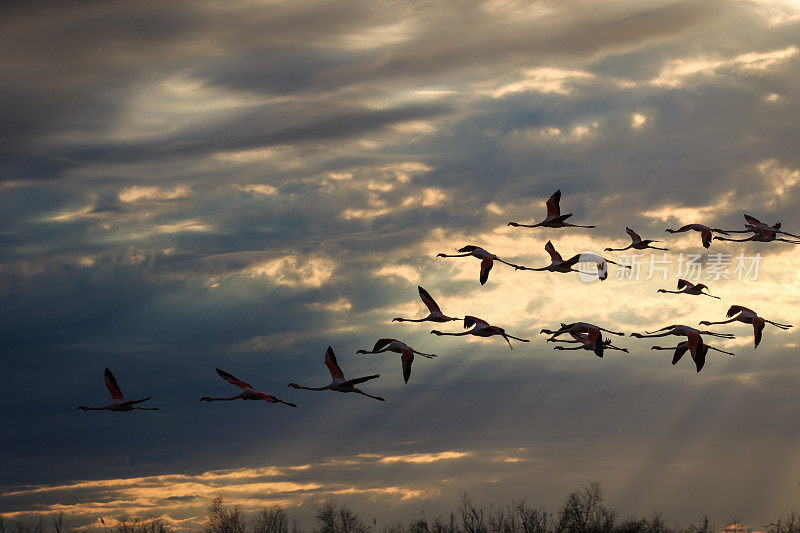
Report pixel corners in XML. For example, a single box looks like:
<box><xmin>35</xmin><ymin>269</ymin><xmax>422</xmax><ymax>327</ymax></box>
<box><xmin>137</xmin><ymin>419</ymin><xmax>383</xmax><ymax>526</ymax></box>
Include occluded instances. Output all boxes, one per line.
<box><xmin>216</xmin><ymin>368</ymin><xmax>254</xmax><ymax>390</ymax></box>
<box><xmin>676</xmin><ymin>278</ymin><xmax>691</xmax><ymax>290</ymax></box>
<box><xmin>104</xmin><ymin>368</ymin><xmax>125</xmax><ymax>401</ymax></box>
<box><xmin>726</xmin><ymin>305</ymin><xmax>747</xmax><ymax>317</ymax></box>
<box><xmin>744</xmin><ymin>214</ymin><xmax>765</xmax><ymax>226</ymax></box>
<box><xmin>418</xmin><ymin>286</ymin><xmax>442</xmax><ymax>314</ymax></box>
<box><xmin>544</xmin><ymin>240</ymin><xmax>563</xmax><ymax>262</ymax></box>
<box><xmin>545</xmin><ymin>190</ymin><xmax>562</xmax><ymax>217</ymax></box>
<box><xmin>401</xmin><ymin>349</ymin><xmax>414</xmax><ymax>383</ymax></box>
<box><xmin>457</xmin><ymin>245</ymin><xmax>479</xmax><ymax>253</ymax></box>
<box><xmin>700</xmin><ymin>227</ymin><xmax>712</xmax><ymax>248</ymax></box>
<box><xmin>255</xmin><ymin>392</ymin><xmax>278</xmax><ymax>402</ymax></box>
<box><xmin>479</xmin><ymin>257</ymin><xmax>493</xmax><ymax>285</ymax></box>
<box><xmin>626</xmin><ymin>227</ymin><xmax>642</xmax><ymax>242</ymax></box>
<box><xmin>464</xmin><ymin>315</ymin><xmax>488</xmax><ymax>329</ymax></box>
<box><xmin>753</xmin><ymin>318</ymin><xmax>765</xmax><ymax>348</ymax></box>
<box><xmin>692</xmin><ymin>340</ymin><xmax>708</xmax><ymax>373</ymax></box>
<box><xmin>372</xmin><ymin>338</ymin><xmax>396</xmax><ymax>352</ymax></box>
<box><xmin>672</xmin><ymin>343</ymin><xmax>689</xmax><ymax>365</ymax></box>
<box><xmin>343</xmin><ymin>374</ymin><xmax>380</xmax><ymax>386</ymax></box>
<box><xmin>324</xmin><ymin>346</ymin><xmax>346</xmax><ymax>381</ymax></box>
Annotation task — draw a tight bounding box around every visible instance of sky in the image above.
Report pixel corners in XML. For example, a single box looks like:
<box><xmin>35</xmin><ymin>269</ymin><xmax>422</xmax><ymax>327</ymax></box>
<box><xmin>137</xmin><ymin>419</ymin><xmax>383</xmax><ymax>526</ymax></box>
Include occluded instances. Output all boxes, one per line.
<box><xmin>2</xmin><ymin>0</ymin><xmax>800</xmax><ymax>530</ymax></box>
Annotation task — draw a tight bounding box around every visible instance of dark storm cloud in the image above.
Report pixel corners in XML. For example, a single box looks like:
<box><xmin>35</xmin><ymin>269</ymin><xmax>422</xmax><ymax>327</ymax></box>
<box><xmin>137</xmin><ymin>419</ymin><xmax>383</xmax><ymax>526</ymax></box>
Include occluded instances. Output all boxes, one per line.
<box><xmin>3</xmin><ymin>0</ymin><xmax>800</xmax><ymax>530</ymax></box>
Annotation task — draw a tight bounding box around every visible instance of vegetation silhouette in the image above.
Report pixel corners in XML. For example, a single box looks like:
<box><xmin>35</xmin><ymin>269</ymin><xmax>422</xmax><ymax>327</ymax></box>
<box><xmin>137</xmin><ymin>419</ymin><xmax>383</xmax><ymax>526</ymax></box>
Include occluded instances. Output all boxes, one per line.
<box><xmin>2</xmin><ymin>484</ymin><xmax>799</xmax><ymax>533</ymax></box>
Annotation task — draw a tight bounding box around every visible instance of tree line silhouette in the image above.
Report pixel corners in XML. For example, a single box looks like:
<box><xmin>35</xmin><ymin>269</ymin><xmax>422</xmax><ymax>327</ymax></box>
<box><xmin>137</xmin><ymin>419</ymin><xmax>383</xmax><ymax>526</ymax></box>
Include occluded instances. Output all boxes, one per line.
<box><xmin>2</xmin><ymin>483</ymin><xmax>799</xmax><ymax>533</ymax></box>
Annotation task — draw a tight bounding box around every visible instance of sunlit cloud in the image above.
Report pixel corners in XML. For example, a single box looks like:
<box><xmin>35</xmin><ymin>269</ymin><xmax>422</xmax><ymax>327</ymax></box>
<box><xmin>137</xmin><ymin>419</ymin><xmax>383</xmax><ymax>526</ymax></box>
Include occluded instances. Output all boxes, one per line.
<box><xmin>118</xmin><ymin>185</ymin><xmax>192</xmax><ymax>203</ymax></box>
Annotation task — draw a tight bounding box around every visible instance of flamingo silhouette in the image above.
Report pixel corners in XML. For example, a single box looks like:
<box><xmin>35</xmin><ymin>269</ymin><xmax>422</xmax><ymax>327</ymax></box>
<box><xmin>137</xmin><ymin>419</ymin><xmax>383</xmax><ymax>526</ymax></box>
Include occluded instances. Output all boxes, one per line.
<box><xmin>508</xmin><ymin>190</ymin><xmax>595</xmax><ymax>229</ymax></box>
<box><xmin>665</xmin><ymin>224</ymin><xmax>729</xmax><ymax>249</ymax></box>
<box><xmin>77</xmin><ymin>368</ymin><xmax>159</xmax><ymax>412</ymax></box>
<box><xmin>700</xmin><ymin>305</ymin><xmax>792</xmax><ymax>347</ymax></box>
<box><xmin>393</xmin><ymin>286</ymin><xmax>461</xmax><ymax>323</ymax></box>
<box><xmin>201</xmin><ymin>368</ymin><xmax>297</xmax><ymax>406</ymax></box>
<box><xmin>658</xmin><ymin>279</ymin><xmax>720</xmax><ymax>298</ymax></box>
<box><xmin>436</xmin><ymin>245</ymin><xmax>522</xmax><ymax>285</ymax></box>
<box><xmin>288</xmin><ymin>346</ymin><xmax>385</xmax><ymax>401</ymax></box>
<box><xmin>431</xmin><ymin>315</ymin><xmax>529</xmax><ymax>349</ymax></box>
<box><xmin>605</xmin><ymin>227</ymin><xmax>668</xmax><ymax>252</ymax></box>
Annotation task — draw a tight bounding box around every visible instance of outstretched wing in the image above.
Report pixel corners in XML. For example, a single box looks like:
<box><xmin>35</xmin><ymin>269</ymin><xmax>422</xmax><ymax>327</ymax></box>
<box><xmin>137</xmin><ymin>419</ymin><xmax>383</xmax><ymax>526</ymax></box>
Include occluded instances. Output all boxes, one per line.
<box><xmin>457</xmin><ymin>245</ymin><xmax>478</xmax><ymax>253</ymax></box>
<box><xmin>700</xmin><ymin>227</ymin><xmax>712</xmax><ymax>248</ymax></box>
<box><xmin>545</xmin><ymin>190</ymin><xmax>562</xmax><ymax>217</ymax></box>
<box><xmin>479</xmin><ymin>257</ymin><xmax>493</xmax><ymax>285</ymax></box>
<box><xmin>672</xmin><ymin>343</ymin><xmax>688</xmax><ymax>365</ymax></box>
<box><xmin>544</xmin><ymin>240</ymin><xmax>563</xmax><ymax>262</ymax></box>
<box><xmin>677</xmin><ymin>278</ymin><xmax>692</xmax><ymax>290</ymax></box>
<box><xmin>744</xmin><ymin>214</ymin><xmax>765</xmax><ymax>226</ymax></box>
<box><xmin>401</xmin><ymin>349</ymin><xmax>414</xmax><ymax>384</ymax></box>
<box><xmin>753</xmin><ymin>318</ymin><xmax>765</xmax><ymax>348</ymax></box>
<box><xmin>324</xmin><ymin>346</ymin><xmax>346</xmax><ymax>381</ymax></box>
<box><xmin>418</xmin><ymin>286</ymin><xmax>442</xmax><ymax>314</ymax></box>
<box><xmin>727</xmin><ymin>304</ymin><xmax>754</xmax><ymax>317</ymax></box>
<box><xmin>372</xmin><ymin>338</ymin><xmax>396</xmax><ymax>351</ymax></box>
<box><xmin>216</xmin><ymin>368</ymin><xmax>254</xmax><ymax>390</ymax></box>
<box><xmin>343</xmin><ymin>374</ymin><xmax>380</xmax><ymax>386</ymax></box>
<box><xmin>104</xmin><ymin>368</ymin><xmax>124</xmax><ymax>401</ymax></box>
<box><xmin>464</xmin><ymin>315</ymin><xmax>489</xmax><ymax>329</ymax></box>
<box><xmin>626</xmin><ymin>227</ymin><xmax>642</xmax><ymax>242</ymax></box>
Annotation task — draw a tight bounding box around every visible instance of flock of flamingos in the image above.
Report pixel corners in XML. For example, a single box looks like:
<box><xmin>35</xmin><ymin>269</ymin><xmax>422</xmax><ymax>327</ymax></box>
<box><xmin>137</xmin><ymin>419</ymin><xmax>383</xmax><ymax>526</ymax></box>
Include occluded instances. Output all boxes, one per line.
<box><xmin>78</xmin><ymin>190</ymin><xmax>797</xmax><ymax>412</ymax></box>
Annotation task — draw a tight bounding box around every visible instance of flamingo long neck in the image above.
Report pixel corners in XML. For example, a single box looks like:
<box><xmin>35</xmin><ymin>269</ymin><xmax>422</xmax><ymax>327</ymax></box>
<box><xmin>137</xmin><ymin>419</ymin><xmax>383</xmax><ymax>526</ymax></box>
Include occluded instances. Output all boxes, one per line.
<box><xmin>204</xmin><ymin>394</ymin><xmax>243</xmax><ymax>401</ymax></box>
<box><xmin>295</xmin><ymin>384</ymin><xmax>330</xmax><ymax>391</ymax></box>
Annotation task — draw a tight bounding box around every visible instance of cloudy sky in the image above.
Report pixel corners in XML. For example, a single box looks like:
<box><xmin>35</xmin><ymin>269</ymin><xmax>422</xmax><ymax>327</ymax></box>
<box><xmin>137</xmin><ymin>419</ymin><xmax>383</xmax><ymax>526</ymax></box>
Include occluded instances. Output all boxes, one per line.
<box><xmin>3</xmin><ymin>0</ymin><xmax>800</xmax><ymax>530</ymax></box>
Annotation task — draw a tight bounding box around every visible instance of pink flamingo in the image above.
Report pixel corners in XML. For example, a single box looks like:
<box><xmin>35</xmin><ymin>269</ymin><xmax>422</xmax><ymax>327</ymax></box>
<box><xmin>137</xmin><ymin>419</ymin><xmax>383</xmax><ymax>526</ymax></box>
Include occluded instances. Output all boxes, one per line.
<box><xmin>700</xmin><ymin>304</ymin><xmax>792</xmax><ymax>347</ymax></box>
<box><xmin>78</xmin><ymin>368</ymin><xmax>159</xmax><ymax>412</ymax></box>
<box><xmin>356</xmin><ymin>339</ymin><xmax>437</xmax><ymax>383</ymax></box>
<box><xmin>393</xmin><ymin>286</ymin><xmax>460</xmax><ymax>323</ymax></box>
<box><xmin>650</xmin><ymin>340</ymin><xmax>734</xmax><ymax>372</ymax></box>
<box><xmin>431</xmin><ymin>315</ymin><xmax>529</xmax><ymax>349</ymax></box>
<box><xmin>605</xmin><ymin>227</ymin><xmax>668</xmax><ymax>251</ymax></box>
<box><xmin>541</xmin><ymin>328</ymin><xmax>628</xmax><ymax>358</ymax></box>
<box><xmin>516</xmin><ymin>241</ymin><xmax>628</xmax><ymax>280</ymax></box>
<box><xmin>508</xmin><ymin>190</ymin><xmax>595</xmax><ymax>229</ymax></box>
<box><xmin>436</xmin><ymin>245</ymin><xmax>522</xmax><ymax>285</ymax></box>
<box><xmin>201</xmin><ymin>368</ymin><xmax>297</xmax><ymax>406</ymax></box>
<box><xmin>288</xmin><ymin>346</ymin><xmax>385</xmax><ymax>401</ymax></box>
<box><xmin>657</xmin><ymin>279</ymin><xmax>719</xmax><ymax>298</ymax></box>
<box><xmin>665</xmin><ymin>224</ymin><xmax>729</xmax><ymax>249</ymax></box>
<box><xmin>631</xmin><ymin>325</ymin><xmax>735</xmax><ymax>372</ymax></box>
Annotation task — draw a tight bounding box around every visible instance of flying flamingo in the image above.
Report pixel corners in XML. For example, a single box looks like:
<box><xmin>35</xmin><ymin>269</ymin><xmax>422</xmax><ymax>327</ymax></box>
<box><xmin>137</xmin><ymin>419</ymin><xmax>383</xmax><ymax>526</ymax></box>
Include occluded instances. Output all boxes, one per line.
<box><xmin>516</xmin><ymin>241</ymin><xmax>629</xmax><ymax>280</ymax></box>
<box><xmin>431</xmin><ymin>315</ymin><xmax>529</xmax><ymax>349</ymax></box>
<box><xmin>541</xmin><ymin>322</ymin><xmax>625</xmax><ymax>339</ymax></box>
<box><xmin>723</xmin><ymin>215</ymin><xmax>800</xmax><ymax>239</ymax></box>
<box><xmin>393</xmin><ymin>286</ymin><xmax>460</xmax><ymax>323</ymax></box>
<box><xmin>631</xmin><ymin>325</ymin><xmax>735</xmax><ymax>372</ymax></box>
<box><xmin>540</xmin><ymin>322</ymin><xmax>625</xmax><ymax>358</ymax></box>
<box><xmin>665</xmin><ymin>224</ymin><xmax>729</xmax><ymax>249</ymax></box>
<box><xmin>714</xmin><ymin>227</ymin><xmax>800</xmax><ymax>244</ymax></box>
<box><xmin>630</xmin><ymin>324</ymin><xmax>734</xmax><ymax>340</ymax></box>
<box><xmin>650</xmin><ymin>340</ymin><xmax>734</xmax><ymax>372</ymax></box>
<box><xmin>605</xmin><ymin>227</ymin><xmax>668</xmax><ymax>252</ymax></box>
<box><xmin>288</xmin><ymin>346</ymin><xmax>385</xmax><ymax>401</ymax></box>
<box><xmin>540</xmin><ymin>329</ymin><xmax>628</xmax><ymax>357</ymax></box>
<box><xmin>356</xmin><ymin>339</ymin><xmax>437</xmax><ymax>383</ymax></box>
<box><xmin>657</xmin><ymin>279</ymin><xmax>720</xmax><ymax>298</ymax></box>
<box><xmin>700</xmin><ymin>304</ymin><xmax>793</xmax><ymax>348</ymax></box>
<box><xmin>436</xmin><ymin>245</ymin><xmax>522</xmax><ymax>285</ymax></box>
<box><xmin>77</xmin><ymin>368</ymin><xmax>159</xmax><ymax>412</ymax></box>
<box><xmin>200</xmin><ymin>368</ymin><xmax>297</xmax><ymax>406</ymax></box>
<box><xmin>508</xmin><ymin>189</ymin><xmax>595</xmax><ymax>229</ymax></box>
